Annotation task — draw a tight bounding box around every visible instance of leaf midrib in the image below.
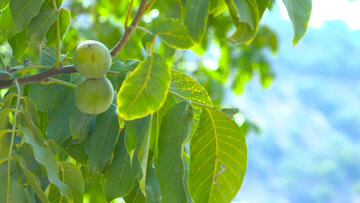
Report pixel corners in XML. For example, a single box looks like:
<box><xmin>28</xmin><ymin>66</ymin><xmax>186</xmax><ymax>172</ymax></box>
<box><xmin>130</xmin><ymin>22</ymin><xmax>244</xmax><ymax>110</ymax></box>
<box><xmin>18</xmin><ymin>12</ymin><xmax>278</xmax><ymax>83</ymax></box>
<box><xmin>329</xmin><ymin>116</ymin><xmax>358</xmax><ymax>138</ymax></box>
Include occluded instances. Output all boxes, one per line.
<box><xmin>206</xmin><ymin>108</ymin><xmax>218</xmax><ymax>202</ymax></box>
<box><xmin>125</xmin><ymin>54</ymin><xmax>154</xmax><ymax>114</ymax></box>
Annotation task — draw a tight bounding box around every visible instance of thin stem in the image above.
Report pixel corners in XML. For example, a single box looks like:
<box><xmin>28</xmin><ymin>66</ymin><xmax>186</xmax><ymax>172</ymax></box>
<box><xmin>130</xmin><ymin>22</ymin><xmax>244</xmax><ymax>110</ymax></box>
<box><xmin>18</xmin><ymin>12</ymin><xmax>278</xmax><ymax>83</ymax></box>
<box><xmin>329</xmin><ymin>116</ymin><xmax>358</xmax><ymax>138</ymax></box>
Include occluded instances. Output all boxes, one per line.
<box><xmin>0</xmin><ymin>54</ymin><xmax>5</xmax><ymax>69</ymax></box>
<box><xmin>136</xmin><ymin>26</ymin><xmax>153</xmax><ymax>35</ymax></box>
<box><xmin>6</xmin><ymin>79</ymin><xmax>21</xmax><ymax>203</ymax></box>
<box><xmin>150</xmin><ymin>34</ymin><xmax>157</xmax><ymax>56</ymax></box>
<box><xmin>145</xmin><ymin>0</ymin><xmax>157</xmax><ymax>12</ymax></box>
<box><xmin>124</xmin><ymin>0</ymin><xmax>135</xmax><ymax>30</ymax></box>
<box><xmin>52</xmin><ymin>0</ymin><xmax>61</xmax><ymax>67</ymax></box>
<box><xmin>110</xmin><ymin>0</ymin><xmax>148</xmax><ymax>58</ymax></box>
<box><xmin>11</xmin><ymin>65</ymin><xmax>52</xmax><ymax>74</ymax></box>
<box><xmin>42</xmin><ymin>77</ymin><xmax>77</xmax><ymax>88</ymax></box>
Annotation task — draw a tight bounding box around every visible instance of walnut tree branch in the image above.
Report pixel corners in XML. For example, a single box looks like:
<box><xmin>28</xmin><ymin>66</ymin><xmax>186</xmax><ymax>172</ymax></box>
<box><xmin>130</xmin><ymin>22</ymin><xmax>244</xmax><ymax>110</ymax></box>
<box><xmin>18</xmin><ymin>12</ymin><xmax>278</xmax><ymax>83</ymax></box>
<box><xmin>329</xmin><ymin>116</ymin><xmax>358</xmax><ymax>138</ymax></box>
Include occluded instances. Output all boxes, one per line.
<box><xmin>0</xmin><ymin>0</ymin><xmax>148</xmax><ymax>90</ymax></box>
<box><xmin>110</xmin><ymin>0</ymin><xmax>148</xmax><ymax>58</ymax></box>
<box><xmin>0</xmin><ymin>66</ymin><xmax>76</xmax><ymax>90</ymax></box>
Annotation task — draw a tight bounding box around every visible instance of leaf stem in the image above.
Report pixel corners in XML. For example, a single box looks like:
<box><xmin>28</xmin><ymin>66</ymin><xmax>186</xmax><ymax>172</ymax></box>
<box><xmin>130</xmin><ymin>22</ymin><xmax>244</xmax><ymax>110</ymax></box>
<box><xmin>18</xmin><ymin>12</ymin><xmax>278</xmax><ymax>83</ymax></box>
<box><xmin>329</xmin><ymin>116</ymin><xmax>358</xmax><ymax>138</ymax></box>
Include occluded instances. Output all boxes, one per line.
<box><xmin>145</xmin><ymin>0</ymin><xmax>157</xmax><ymax>12</ymax></box>
<box><xmin>0</xmin><ymin>54</ymin><xmax>6</xmax><ymax>69</ymax></box>
<box><xmin>52</xmin><ymin>0</ymin><xmax>62</xmax><ymax>67</ymax></box>
<box><xmin>6</xmin><ymin>79</ymin><xmax>21</xmax><ymax>203</ymax></box>
<box><xmin>42</xmin><ymin>77</ymin><xmax>77</xmax><ymax>88</ymax></box>
<box><xmin>110</xmin><ymin>0</ymin><xmax>148</xmax><ymax>58</ymax></box>
<box><xmin>124</xmin><ymin>0</ymin><xmax>135</xmax><ymax>30</ymax></box>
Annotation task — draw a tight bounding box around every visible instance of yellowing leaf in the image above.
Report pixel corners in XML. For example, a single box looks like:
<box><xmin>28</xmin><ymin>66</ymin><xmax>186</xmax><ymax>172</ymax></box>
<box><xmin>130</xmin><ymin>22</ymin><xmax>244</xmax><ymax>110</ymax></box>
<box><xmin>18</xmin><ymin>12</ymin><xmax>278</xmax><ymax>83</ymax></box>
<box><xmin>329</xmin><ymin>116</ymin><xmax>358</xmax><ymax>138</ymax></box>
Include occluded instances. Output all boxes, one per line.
<box><xmin>117</xmin><ymin>54</ymin><xmax>170</xmax><ymax>120</ymax></box>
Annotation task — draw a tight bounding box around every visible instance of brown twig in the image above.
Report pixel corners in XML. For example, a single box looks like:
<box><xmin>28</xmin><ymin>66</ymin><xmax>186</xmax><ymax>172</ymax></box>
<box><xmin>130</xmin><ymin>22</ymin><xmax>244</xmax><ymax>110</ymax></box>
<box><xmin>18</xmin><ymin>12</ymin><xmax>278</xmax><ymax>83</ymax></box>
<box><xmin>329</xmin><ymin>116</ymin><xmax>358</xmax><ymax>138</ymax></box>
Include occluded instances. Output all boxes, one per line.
<box><xmin>0</xmin><ymin>66</ymin><xmax>76</xmax><ymax>90</ymax></box>
<box><xmin>0</xmin><ymin>0</ymin><xmax>149</xmax><ymax>90</ymax></box>
<box><xmin>110</xmin><ymin>0</ymin><xmax>148</xmax><ymax>58</ymax></box>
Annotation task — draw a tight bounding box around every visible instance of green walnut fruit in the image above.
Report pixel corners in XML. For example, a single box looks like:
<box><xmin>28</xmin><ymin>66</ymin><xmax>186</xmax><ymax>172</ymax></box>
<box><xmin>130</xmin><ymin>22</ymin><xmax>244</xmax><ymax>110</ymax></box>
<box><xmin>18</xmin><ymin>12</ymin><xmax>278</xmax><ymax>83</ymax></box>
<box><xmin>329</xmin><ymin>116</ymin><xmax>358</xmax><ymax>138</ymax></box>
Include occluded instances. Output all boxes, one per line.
<box><xmin>75</xmin><ymin>77</ymin><xmax>114</xmax><ymax>114</ymax></box>
<box><xmin>74</xmin><ymin>40</ymin><xmax>111</xmax><ymax>79</ymax></box>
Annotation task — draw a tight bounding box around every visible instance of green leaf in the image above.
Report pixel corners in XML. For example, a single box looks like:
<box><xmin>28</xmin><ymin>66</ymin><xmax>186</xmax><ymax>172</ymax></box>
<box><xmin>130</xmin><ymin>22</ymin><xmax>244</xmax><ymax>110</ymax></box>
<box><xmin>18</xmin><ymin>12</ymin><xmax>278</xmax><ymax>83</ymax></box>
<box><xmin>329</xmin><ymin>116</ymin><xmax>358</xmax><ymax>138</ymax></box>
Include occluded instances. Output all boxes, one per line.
<box><xmin>46</xmin><ymin>184</ymin><xmax>62</xmax><ymax>203</ymax></box>
<box><xmin>8</xmin><ymin>29</ymin><xmax>28</xmax><ymax>60</ymax></box>
<box><xmin>60</xmin><ymin>162</ymin><xmax>84</xmax><ymax>203</ymax></box>
<box><xmin>0</xmin><ymin>5</ymin><xmax>17</xmax><ymax>39</ymax></box>
<box><xmin>170</xmin><ymin>70</ymin><xmax>212</xmax><ymax>121</ymax></box>
<box><xmin>39</xmin><ymin>47</ymin><xmax>57</xmax><ymax>66</ymax></box>
<box><xmin>104</xmin><ymin>132</ymin><xmax>141</xmax><ymax>201</ymax></box>
<box><xmin>123</xmin><ymin>181</ymin><xmax>146</xmax><ymax>203</ymax></box>
<box><xmin>0</xmin><ymin>177</ymin><xmax>29</xmax><ymax>203</ymax></box>
<box><xmin>47</xmin><ymin>90</ymin><xmax>74</xmax><ymax>144</ymax></box>
<box><xmin>108</xmin><ymin>59</ymin><xmax>139</xmax><ymax>91</ymax></box>
<box><xmin>124</xmin><ymin>115</ymin><xmax>152</xmax><ymax>195</ymax></box>
<box><xmin>0</xmin><ymin>108</ymin><xmax>12</xmax><ymax>129</ymax></box>
<box><xmin>210</xmin><ymin>0</ymin><xmax>227</xmax><ymax>16</ymax></box>
<box><xmin>0</xmin><ymin>130</ymin><xmax>11</xmax><ymax>159</ymax></box>
<box><xmin>281</xmin><ymin>0</ymin><xmax>312</xmax><ymax>45</ymax></box>
<box><xmin>117</xmin><ymin>54</ymin><xmax>171</xmax><ymax>120</ymax></box>
<box><xmin>188</xmin><ymin>108</ymin><xmax>247</xmax><ymax>202</ymax></box>
<box><xmin>60</xmin><ymin>138</ymin><xmax>88</xmax><ymax>165</ymax></box>
<box><xmin>225</xmin><ymin>0</ymin><xmax>260</xmax><ymax>44</ymax></box>
<box><xmin>28</xmin><ymin>74</ymin><xmax>69</xmax><ymax>111</ymax></box>
<box><xmin>21</xmin><ymin>96</ymin><xmax>39</xmax><ymax>127</ymax></box>
<box><xmin>170</xmin><ymin>70</ymin><xmax>213</xmax><ymax>108</ymax></box>
<box><xmin>221</xmin><ymin>107</ymin><xmax>240</xmax><ymax>118</ymax></box>
<box><xmin>149</xmin><ymin>95</ymin><xmax>176</xmax><ymax>160</ymax></box>
<box><xmin>19</xmin><ymin>127</ymin><xmax>73</xmax><ymax>202</ymax></box>
<box><xmin>46</xmin><ymin>8</ymin><xmax>71</xmax><ymax>46</ymax></box>
<box><xmin>88</xmin><ymin>104</ymin><xmax>120</xmax><ymax>173</ymax></box>
<box><xmin>15</xmin><ymin>150</ymin><xmax>49</xmax><ymax>203</ymax></box>
<box><xmin>183</xmin><ymin>0</ymin><xmax>210</xmax><ymax>43</ymax></box>
<box><xmin>156</xmin><ymin>101</ymin><xmax>193</xmax><ymax>202</ymax></box>
<box><xmin>151</xmin><ymin>18</ymin><xmax>193</xmax><ymax>49</ymax></box>
<box><xmin>145</xmin><ymin>159</ymin><xmax>161</xmax><ymax>203</ymax></box>
<box><xmin>0</xmin><ymin>0</ymin><xmax>9</xmax><ymax>10</ymax></box>
<box><xmin>69</xmin><ymin>108</ymin><xmax>94</xmax><ymax>140</ymax></box>
<box><xmin>10</xmin><ymin>0</ymin><xmax>44</xmax><ymax>32</ymax></box>
<box><xmin>27</xmin><ymin>8</ymin><xmax>58</xmax><ymax>42</ymax></box>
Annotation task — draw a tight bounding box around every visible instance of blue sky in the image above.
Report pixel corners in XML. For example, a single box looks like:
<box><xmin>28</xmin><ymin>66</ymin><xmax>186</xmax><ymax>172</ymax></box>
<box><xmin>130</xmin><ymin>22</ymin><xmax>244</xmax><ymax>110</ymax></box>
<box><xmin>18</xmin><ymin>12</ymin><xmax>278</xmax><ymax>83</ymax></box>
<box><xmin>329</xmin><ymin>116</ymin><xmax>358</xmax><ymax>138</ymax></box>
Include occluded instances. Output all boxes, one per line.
<box><xmin>231</xmin><ymin>1</ymin><xmax>360</xmax><ymax>202</ymax></box>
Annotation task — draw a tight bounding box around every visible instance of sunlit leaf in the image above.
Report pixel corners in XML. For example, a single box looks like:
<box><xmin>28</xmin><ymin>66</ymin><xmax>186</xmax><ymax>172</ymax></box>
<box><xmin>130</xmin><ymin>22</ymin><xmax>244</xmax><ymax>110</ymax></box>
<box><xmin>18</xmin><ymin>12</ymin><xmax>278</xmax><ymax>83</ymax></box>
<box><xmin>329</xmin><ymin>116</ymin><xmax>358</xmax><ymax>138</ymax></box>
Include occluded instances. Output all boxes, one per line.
<box><xmin>188</xmin><ymin>108</ymin><xmax>247</xmax><ymax>202</ymax></box>
<box><xmin>117</xmin><ymin>54</ymin><xmax>170</xmax><ymax>120</ymax></box>
<box><xmin>151</xmin><ymin>18</ymin><xmax>193</xmax><ymax>49</ymax></box>
<box><xmin>46</xmin><ymin>8</ymin><xmax>71</xmax><ymax>46</ymax></box>
<box><xmin>281</xmin><ymin>0</ymin><xmax>312</xmax><ymax>45</ymax></box>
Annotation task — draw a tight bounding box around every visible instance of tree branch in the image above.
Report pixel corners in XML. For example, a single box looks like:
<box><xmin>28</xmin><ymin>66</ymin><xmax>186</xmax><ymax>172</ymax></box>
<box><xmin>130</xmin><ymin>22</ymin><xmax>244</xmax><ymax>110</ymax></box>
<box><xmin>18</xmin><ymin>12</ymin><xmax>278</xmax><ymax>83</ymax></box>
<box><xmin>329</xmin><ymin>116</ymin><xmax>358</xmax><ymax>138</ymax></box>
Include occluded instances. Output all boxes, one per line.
<box><xmin>110</xmin><ymin>0</ymin><xmax>148</xmax><ymax>58</ymax></box>
<box><xmin>0</xmin><ymin>66</ymin><xmax>76</xmax><ymax>90</ymax></box>
<box><xmin>0</xmin><ymin>0</ymin><xmax>149</xmax><ymax>90</ymax></box>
